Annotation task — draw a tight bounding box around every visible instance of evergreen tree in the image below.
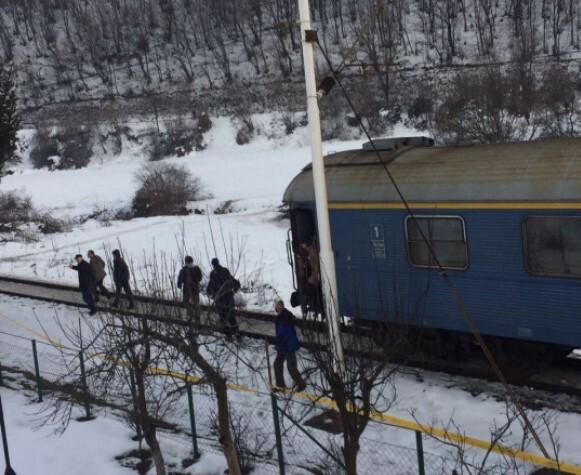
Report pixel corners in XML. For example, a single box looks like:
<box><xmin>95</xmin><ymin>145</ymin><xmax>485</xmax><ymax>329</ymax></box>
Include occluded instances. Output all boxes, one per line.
<box><xmin>0</xmin><ymin>67</ymin><xmax>20</xmax><ymax>180</ymax></box>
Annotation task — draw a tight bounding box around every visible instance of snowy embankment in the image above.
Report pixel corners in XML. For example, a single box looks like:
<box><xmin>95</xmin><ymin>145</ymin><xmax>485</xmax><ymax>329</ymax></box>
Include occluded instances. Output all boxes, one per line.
<box><xmin>0</xmin><ymin>115</ymin><xmax>383</xmax><ymax>309</ymax></box>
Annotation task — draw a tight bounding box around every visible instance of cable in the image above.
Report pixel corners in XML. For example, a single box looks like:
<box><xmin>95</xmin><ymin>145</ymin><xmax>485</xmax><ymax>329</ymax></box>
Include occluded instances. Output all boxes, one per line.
<box><xmin>314</xmin><ymin>37</ymin><xmax>552</xmax><ymax>460</ymax></box>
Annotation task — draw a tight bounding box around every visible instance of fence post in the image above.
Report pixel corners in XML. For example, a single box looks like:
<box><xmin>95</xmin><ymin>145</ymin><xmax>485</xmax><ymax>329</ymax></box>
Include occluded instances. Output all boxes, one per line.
<box><xmin>77</xmin><ymin>349</ymin><xmax>94</xmax><ymax>421</ymax></box>
<box><xmin>415</xmin><ymin>431</ymin><xmax>426</xmax><ymax>475</ymax></box>
<box><xmin>0</xmin><ymin>394</ymin><xmax>17</xmax><ymax>475</ymax></box>
<box><xmin>270</xmin><ymin>393</ymin><xmax>286</xmax><ymax>475</ymax></box>
<box><xmin>128</xmin><ymin>369</ymin><xmax>142</xmax><ymax>441</ymax></box>
<box><xmin>186</xmin><ymin>383</ymin><xmax>201</xmax><ymax>460</ymax></box>
<box><xmin>31</xmin><ymin>339</ymin><xmax>42</xmax><ymax>402</ymax></box>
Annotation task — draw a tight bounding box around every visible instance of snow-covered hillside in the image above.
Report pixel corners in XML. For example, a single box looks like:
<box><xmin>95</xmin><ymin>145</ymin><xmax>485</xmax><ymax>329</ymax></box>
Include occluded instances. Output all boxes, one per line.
<box><xmin>0</xmin><ymin>116</ymin><xmax>422</xmax><ymax>310</ymax></box>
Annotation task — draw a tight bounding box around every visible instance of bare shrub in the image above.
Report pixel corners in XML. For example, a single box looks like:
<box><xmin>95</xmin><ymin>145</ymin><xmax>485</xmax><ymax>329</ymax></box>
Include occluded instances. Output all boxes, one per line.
<box><xmin>196</xmin><ymin>111</ymin><xmax>212</xmax><ymax>134</ymax></box>
<box><xmin>58</xmin><ymin>126</ymin><xmax>94</xmax><ymax>169</ymax></box>
<box><xmin>536</xmin><ymin>65</ymin><xmax>581</xmax><ymax>137</ymax></box>
<box><xmin>0</xmin><ymin>191</ymin><xmax>33</xmax><ymax>232</ymax></box>
<box><xmin>406</xmin><ymin>94</ymin><xmax>434</xmax><ymax>130</ymax></box>
<box><xmin>150</xmin><ymin>119</ymin><xmax>198</xmax><ymax>161</ymax></box>
<box><xmin>33</xmin><ymin>212</ymin><xmax>67</xmax><ymax>234</ymax></box>
<box><xmin>0</xmin><ymin>191</ymin><xmax>66</xmax><ymax>239</ymax></box>
<box><xmin>234</xmin><ymin>116</ymin><xmax>255</xmax><ymax>145</ymax></box>
<box><xmin>30</xmin><ymin>126</ymin><xmax>94</xmax><ymax>169</ymax></box>
<box><xmin>131</xmin><ymin>163</ymin><xmax>203</xmax><ymax>217</ymax></box>
<box><xmin>214</xmin><ymin>200</ymin><xmax>236</xmax><ymax>215</ymax></box>
<box><xmin>435</xmin><ymin>67</ymin><xmax>535</xmax><ymax>144</ymax></box>
<box><xmin>30</xmin><ymin>127</ymin><xmax>59</xmax><ymax>169</ymax></box>
<box><xmin>209</xmin><ymin>408</ymin><xmax>269</xmax><ymax>475</ymax></box>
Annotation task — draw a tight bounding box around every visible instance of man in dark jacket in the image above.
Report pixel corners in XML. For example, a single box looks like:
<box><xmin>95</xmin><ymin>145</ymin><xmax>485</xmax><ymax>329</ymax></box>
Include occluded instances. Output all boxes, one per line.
<box><xmin>206</xmin><ymin>258</ymin><xmax>239</xmax><ymax>337</ymax></box>
<box><xmin>177</xmin><ymin>256</ymin><xmax>202</xmax><ymax>322</ymax></box>
<box><xmin>70</xmin><ymin>254</ymin><xmax>97</xmax><ymax>315</ymax></box>
<box><xmin>111</xmin><ymin>249</ymin><xmax>135</xmax><ymax>309</ymax></box>
<box><xmin>88</xmin><ymin>250</ymin><xmax>110</xmax><ymax>301</ymax></box>
<box><xmin>273</xmin><ymin>300</ymin><xmax>306</xmax><ymax>391</ymax></box>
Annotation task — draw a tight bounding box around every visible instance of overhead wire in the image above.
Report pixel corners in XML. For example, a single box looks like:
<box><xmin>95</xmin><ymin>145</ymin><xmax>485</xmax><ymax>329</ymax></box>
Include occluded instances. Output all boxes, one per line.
<box><xmin>312</xmin><ymin>33</ymin><xmax>552</xmax><ymax>460</ymax></box>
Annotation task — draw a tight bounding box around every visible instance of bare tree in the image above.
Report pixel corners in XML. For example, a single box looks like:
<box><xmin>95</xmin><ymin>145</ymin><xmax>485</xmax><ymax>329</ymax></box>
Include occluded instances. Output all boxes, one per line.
<box><xmin>296</xmin><ymin>303</ymin><xmax>407</xmax><ymax>474</ymax></box>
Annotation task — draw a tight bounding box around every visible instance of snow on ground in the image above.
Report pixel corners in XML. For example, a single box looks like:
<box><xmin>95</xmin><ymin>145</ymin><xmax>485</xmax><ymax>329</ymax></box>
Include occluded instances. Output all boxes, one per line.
<box><xmin>1</xmin><ymin>387</ymin><xmax>135</xmax><ymax>475</ymax></box>
<box><xmin>2</xmin><ymin>294</ymin><xmax>581</xmax><ymax>474</ymax></box>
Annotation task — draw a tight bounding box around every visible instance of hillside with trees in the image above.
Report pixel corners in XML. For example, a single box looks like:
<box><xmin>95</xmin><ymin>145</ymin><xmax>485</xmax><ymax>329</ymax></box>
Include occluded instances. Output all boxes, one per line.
<box><xmin>0</xmin><ymin>0</ymin><xmax>580</xmax><ymax>144</ymax></box>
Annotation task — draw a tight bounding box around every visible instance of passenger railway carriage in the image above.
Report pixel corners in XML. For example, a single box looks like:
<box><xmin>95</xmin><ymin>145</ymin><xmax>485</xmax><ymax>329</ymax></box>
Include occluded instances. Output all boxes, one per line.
<box><xmin>283</xmin><ymin>137</ymin><xmax>581</xmax><ymax>359</ymax></box>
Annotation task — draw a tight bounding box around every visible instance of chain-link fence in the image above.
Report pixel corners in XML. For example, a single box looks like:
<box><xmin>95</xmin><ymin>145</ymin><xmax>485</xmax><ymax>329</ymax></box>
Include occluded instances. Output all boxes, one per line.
<box><xmin>0</xmin><ymin>329</ymin><xmax>576</xmax><ymax>475</ymax></box>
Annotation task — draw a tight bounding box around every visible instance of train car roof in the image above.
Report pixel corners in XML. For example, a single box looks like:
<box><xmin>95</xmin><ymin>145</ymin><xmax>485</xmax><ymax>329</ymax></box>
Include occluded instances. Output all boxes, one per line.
<box><xmin>282</xmin><ymin>137</ymin><xmax>581</xmax><ymax>205</ymax></box>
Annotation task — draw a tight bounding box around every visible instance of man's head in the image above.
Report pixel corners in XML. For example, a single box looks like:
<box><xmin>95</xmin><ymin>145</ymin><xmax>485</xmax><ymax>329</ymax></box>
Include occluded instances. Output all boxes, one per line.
<box><xmin>274</xmin><ymin>299</ymin><xmax>285</xmax><ymax>314</ymax></box>
<box><xmin>75</xmin><ymin>254</ymin><xmax>83</xmax><ymax>264</ymax></box>
<box><xmin>87</xmin><ymin>250</ymin><xmax>95</xmax><ymax>258</ymax></box>
<box><xmin>185</xmin><ymin>256</ymin><xmax>194</xmax><ymax>265</ymax></box>
<box><xmin>112</xmin><ymin>249</ymin><xmax>121</xmax><ymax>258</ymax></box>
<box><xmin>211</xmin><ymin>258</ymin><xmax>220</xmax><ymax>269</ymax></box>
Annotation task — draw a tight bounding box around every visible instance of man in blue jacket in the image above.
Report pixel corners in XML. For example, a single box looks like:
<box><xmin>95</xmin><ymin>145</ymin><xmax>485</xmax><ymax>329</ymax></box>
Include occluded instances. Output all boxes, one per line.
<box><xmin>273</xmin><ymin>300</ymin><xmax>306</xmax><ymax>391</ymax></box>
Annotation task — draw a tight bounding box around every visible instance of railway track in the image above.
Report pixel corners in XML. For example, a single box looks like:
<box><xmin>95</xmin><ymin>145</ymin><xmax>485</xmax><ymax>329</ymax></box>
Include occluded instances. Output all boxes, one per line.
<box><xmin>1</xmin><ymin>274</ymin><xmax>580</xmax><ymax>405</ymax></box>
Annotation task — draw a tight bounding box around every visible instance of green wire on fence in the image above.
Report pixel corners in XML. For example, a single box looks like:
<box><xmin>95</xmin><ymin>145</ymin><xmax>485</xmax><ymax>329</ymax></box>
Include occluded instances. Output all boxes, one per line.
<box><xmin>270</xmin><ymin>393</ymin><xmax>286</xmax><ymax>475</ymax></box>
<box><xmin>415</xmin><ymin>431</ymin><xmax>426</xmax><ymax>475</ymax></box>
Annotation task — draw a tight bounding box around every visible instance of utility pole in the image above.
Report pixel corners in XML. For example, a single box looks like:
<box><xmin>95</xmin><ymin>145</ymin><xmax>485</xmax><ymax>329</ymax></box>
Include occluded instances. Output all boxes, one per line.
<box><xmin>297</xmin><ymin>0</ymin><xmax>345</xmax><ymax>373</ymax></box>
<box><xmin>0</xmin><ymin>394</ymin><xmax>17</xmax><ymax>475</ymax></box>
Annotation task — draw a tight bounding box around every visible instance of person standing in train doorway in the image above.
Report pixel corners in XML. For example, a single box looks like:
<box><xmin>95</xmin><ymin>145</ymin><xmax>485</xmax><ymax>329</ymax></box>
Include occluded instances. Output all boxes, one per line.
<box><xmin>301</xmin><ymin>240</ymin><xmax>322</xmax><ymax>317</ymax></box>
<box><xmin>272</xmin><ymin>300</ymin><xmax>306</xmax><ymax>392</ymax></box>
<box><xmin>70</xmin><ymin>254</ymin><xmax>97</xmax><ymax>315</ymax></box>
<box><xmin>177</xmin><ymin>256</ymin><xmax>203</xmax><ymax>324</ymax></box>
<box><xmin>111</xmin><ymin>249</ymin><xmax>135</xmax><ymax>310</ymax></box>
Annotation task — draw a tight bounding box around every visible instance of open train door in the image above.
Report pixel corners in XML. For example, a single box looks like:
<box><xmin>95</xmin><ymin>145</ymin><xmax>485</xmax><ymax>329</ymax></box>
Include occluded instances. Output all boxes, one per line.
<box><xmin>286</xmin><ymin>208</ymin><xmax>316</xmax><ymax>314</ymax></box>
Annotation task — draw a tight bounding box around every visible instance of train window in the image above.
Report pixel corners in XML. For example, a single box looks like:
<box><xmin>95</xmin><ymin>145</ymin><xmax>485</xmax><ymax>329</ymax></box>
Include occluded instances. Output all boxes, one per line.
<box><xmin>405</xmin><ymin>216</ymin><xmax>468</xmax><ymax>270</ymax></box>
<box><xmin>523</xmin><ymin>217</ymin><xmax>581</xmax><ymax>278</ymax></box>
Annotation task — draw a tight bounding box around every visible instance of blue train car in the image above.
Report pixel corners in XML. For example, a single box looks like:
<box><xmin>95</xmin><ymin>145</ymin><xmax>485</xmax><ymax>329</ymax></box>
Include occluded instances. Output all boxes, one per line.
<box><xmin>283</xmin><ymin>137</ymin><xmax>581</xmax><ymax>356</ymax></box>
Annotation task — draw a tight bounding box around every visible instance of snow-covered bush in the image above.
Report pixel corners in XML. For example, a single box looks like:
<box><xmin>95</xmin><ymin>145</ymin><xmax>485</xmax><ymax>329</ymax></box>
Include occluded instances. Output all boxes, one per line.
<box><xmin>0</xmin><ymin>191</ymin><xmax>33</xmax><ymax>232</ymax></box>
<box><xmin>234</xmin><ymin>116</ymin><xmax>255</xmax><ymax>145</ymax></box>
<box><xmin>0</xmin><ymin>191</ymin><xmax>65</xmax><ymax>240</ymax></box>
<box><xmin>131</xmin><ymin>163</ymin><xmax>202</xmax><ymax>217</ymax></box>
<box><xmin>30</xmin><ymin>126</ymin><xmax>94</xmax><ymax>170</ymax></box>
<box><xmin>29</xmin><ymin>128</ymin><xmax>59</xmax><ymax>169</ymax></box>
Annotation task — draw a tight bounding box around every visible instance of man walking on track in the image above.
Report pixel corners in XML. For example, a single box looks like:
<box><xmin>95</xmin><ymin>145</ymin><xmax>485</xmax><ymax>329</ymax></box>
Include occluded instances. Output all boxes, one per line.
<box><xmin>177</xmin><ymin>256</ymin><xmax>203</xmax><ymax>323</ymax></box>
<box><xmin>112</xmin><ymin>249</ymin><xmax>135</xmax><ymax>310</ymax></box>
<box><xmin>70</xmin><ymin>254</ymin><xmax>97</xmax><ymax>315</ymax></box>
<box><xmin>273</xmin><ymin>300</ymin><xmax>306</xmax><ymax>392</ymax></box>
<box><xmin>88</xmin><ymin>250</ymin><xmax>110</xmax><ymax>302</ymax></box>
<box><xmin>206</xmin><ymin>258</ymin><xmax>240</xmax><ymax>337</ymax></box>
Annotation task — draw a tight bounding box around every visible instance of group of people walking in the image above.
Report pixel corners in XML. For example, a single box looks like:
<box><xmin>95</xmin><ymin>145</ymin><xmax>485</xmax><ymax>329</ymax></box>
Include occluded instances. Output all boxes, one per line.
<box><xmin>70</xmin><ymin>251</ymin><xmax>306</xmax><ymax>391</ymax></box>
<box><xmin>69</xmin><ymin>249</ymin><xmax>134</xmax><ymax>315</ymax></box>
<box><xmin>177</xmin><ymin>256</ymin><xmax>240</xmax><ymax>337</ymax></box>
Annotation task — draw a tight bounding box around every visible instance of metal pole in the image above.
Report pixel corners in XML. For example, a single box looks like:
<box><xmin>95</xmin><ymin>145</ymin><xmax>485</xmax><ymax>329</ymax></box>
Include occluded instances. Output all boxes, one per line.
<box><xmin>31</xmin><ymin>340</ymin><xmax>42</xmax><ymax>403</ymax></box>
<box><xmin>297</xmin><ymin>0</ymin><xmax>345</xmax><ymax>373</ymax></box>
<box><xmin>415</xmin><ymin>431</ymin><xmax>426</xmax><ymax>475</ymax></box>
<box><xmin>0</xmin><ymin>394</ymin><xmax>17</xmax><ymax>475</ymax></box>
<box><xmin>186</xmin><ymin>383</ymin><xmax>200</xmax><ymax>459</ymax></box>
<box><xmin>270</xmin><ymin>393</ymin><xmax>286</xmax><ymax>475</ymax></box>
